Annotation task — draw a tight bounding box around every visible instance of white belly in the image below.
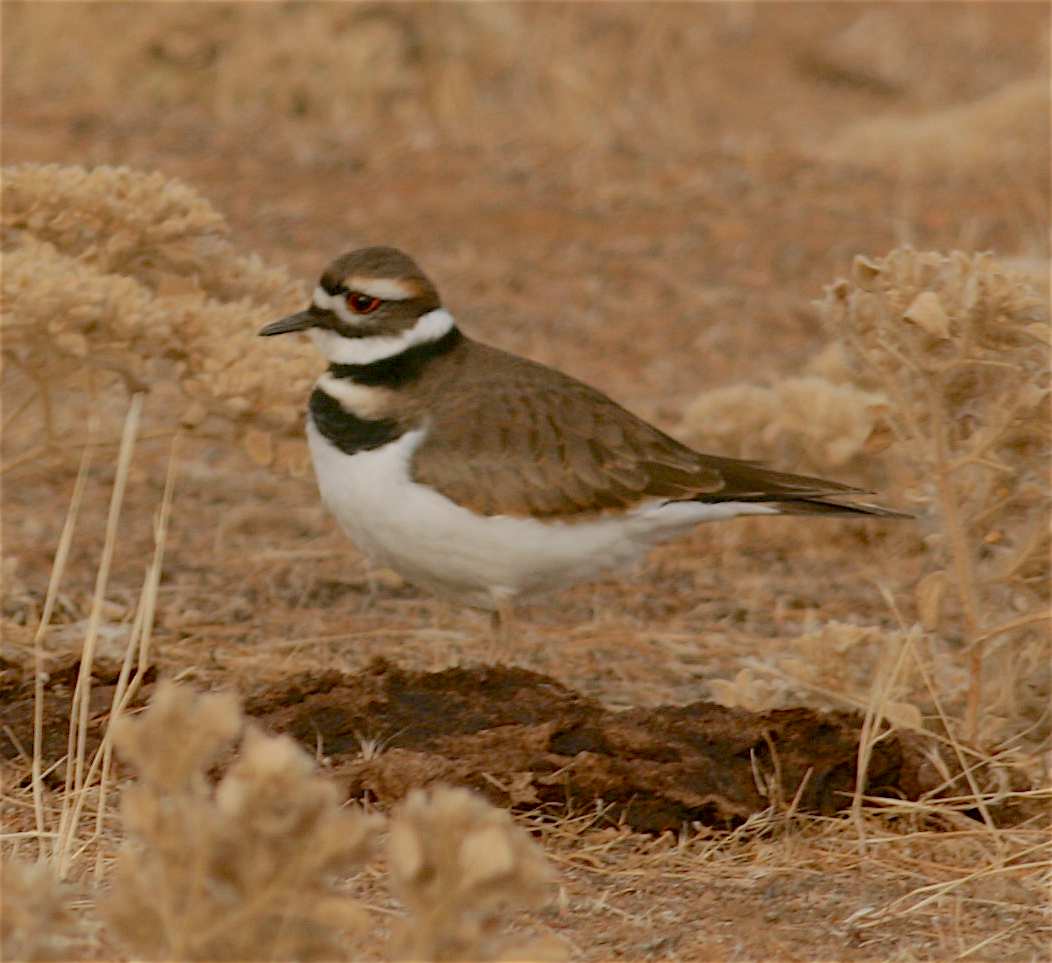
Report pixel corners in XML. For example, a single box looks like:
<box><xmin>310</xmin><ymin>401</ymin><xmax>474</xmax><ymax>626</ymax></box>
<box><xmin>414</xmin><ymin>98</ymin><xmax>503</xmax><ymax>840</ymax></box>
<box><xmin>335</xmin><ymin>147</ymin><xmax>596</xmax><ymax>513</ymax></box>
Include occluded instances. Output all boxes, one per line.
<box><xmin>307</xmin><ymin>424</ymin><xmax>776</xmax><ymax>610</ymax></box>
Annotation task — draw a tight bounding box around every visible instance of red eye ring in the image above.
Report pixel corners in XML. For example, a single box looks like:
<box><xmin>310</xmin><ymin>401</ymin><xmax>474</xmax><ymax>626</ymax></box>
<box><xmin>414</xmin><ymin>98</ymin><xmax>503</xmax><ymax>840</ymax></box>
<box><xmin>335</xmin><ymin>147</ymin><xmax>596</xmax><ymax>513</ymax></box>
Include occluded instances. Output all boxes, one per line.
<box><xmin>347</xmin><ymin>292</ymin><xmax>381</xmax><ymax>314</ymax></box>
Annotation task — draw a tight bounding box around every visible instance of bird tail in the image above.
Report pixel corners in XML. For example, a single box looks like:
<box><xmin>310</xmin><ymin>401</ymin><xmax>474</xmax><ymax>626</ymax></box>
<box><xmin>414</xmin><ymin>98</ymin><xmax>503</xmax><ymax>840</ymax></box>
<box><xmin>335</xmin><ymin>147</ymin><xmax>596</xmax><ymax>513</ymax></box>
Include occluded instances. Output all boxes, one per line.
<box><xmin>771</xmin><ymin>497</ymin><xmax>912</xmax><ymax>519</ymax></box>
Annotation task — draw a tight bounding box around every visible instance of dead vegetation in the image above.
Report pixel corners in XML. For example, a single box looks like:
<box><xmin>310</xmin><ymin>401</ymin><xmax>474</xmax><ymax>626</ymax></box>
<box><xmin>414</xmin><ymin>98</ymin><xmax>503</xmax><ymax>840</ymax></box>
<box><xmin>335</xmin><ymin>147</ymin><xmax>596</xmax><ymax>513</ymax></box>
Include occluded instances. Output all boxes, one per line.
<box><xmin>2</xmin><ymin>3</ymin><xmax>1050</xmax><ymax>961</ymax></box>
<box><xmin>819</xmin><ymin>247</ymin><xmax>1050</xmax><ymax>744</ymax></box>
<box><xmin>1</xmin><ymin>164</ymin><xmax>312</xmax><ymax>475</ymax></box>
<box><xmin>3</xmin><ymin>160</ymin><xmax>1047</xmax><ymax>960</ymax></box>
<box><xmin>6</xmin><ymin>679</ymin><xmax>560</xmax><ymax>962</ymax></box>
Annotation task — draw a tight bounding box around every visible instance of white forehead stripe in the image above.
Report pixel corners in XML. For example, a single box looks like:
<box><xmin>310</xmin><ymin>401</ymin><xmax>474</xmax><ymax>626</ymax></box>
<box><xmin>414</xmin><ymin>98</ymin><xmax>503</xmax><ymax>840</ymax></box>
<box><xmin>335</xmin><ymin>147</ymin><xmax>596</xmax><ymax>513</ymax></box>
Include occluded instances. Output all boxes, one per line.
<box><xmin>312</xmin><ymin>285</ymin><xmax>345</xmax><ymax>315</ymax></box>
<box><xmin>309</xmin><ymin>308</ymin><xmax>456</xmax><ymax>366</ymax></box>
<box><xmin>312</xmin><ymin>286</ymin><xmax>358</xmax><ymax>327</ymax></box>
<box><xmin>349</xmin><ymin>276</ymin><xmax>421</xmax><ymax>301</ymax></box>
<box><xmin>312</xmin><ymin>285</ymin><xmax>341</xmax><ymax>310</ymax></box>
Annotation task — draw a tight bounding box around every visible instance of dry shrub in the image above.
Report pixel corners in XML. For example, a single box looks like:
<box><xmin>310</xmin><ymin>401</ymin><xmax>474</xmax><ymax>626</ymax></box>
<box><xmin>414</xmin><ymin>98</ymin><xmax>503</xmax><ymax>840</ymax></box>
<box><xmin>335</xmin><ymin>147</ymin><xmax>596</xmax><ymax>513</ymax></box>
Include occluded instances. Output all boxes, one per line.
<box><xmin>102</xmin><ymin>681</ymin><xmax>380</xmax><ymax>960</ymax></box>
<box><xmin>0</xmin><ymin>858</ymin><xmax>79</xmax><ymax>961</ymax></box>
<box><xmin>388</xmin><ymin>786</ymin><xmax>561</xmax><ymax>962</ymax></box>
<box><xmin>818</xmin><ymin>247</ymin><xmax>1050</xmax><ymax>743</ymax></box>
<box><xmin>0</xmin><ymin>4</ymin><xmax>762</xmax><ymax>158</ymax></box>
<box><xmin>680</xmin><ymin>375</ymin><xmax>892</xmax><ymax>479</ymax></box>
<box><xmin>2</xmin><ymin>3</ymin><xmax>518</xmax><ymax>135</ymax></box>
<box><xmin>92</xmin><ymin>682</ymin><xmax>559</xmax><ymax>961</ymax></box>
<box><xmin>687</xmin><ymin>247</ymin><xmax>1049</xmax><ymax>754</ymax></box>
<box><xmin>1</xmin><ymin>163</ymin><xmax>312</xmax><ymax>473</ymax></box>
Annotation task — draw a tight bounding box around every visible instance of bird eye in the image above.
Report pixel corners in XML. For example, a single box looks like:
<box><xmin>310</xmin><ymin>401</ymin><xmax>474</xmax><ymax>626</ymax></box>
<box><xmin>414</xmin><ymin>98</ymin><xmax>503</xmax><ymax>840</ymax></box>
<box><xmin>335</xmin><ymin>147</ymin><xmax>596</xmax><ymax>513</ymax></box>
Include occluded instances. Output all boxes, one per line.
<box><xmin>347</xmin><ymin>292</ymin><xmax>381</xmax><ymax>314</ymax></box>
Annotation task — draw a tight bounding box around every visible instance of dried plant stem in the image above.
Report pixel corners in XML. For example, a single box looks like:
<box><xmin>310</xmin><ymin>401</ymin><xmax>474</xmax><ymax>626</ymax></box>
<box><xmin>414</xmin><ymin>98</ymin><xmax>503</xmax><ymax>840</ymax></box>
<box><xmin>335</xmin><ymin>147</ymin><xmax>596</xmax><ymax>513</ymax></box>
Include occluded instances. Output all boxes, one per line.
<box><xmin>2</xmin><ymin>376</ymin><xmax>42</xmax><ymax>433</ymax></box>
<box><xmin>822</xmin><ymin>250</ymin><xmax>1049</xmax><ymax>750</ymax></box>
<box><xmin>861</xmin><ymin>843</ymin><xmax>1048</xmax><ymax>929</ymax></box>
<box><xmin>1</xmin><ymin>362</ymin><xmax>59</xmax><ymax>476</ymax></box>
<box><xmin>971</xmin><ymin>611</ymin><xmax>1050</xmax><ymax>646</ymax></box>
<box><xmin>924</xmin><ymin>380</ymin><xmax>985</xmax><ymax>742</ymax></box>
<box><xmin>850</xmin><ymin>627</ymin><xmax>915</xmax><ymax>847</ymax></box>
<box><xmin>55</xmin><ymin>393</ymin><xmax>143</xmax><ymax>879</ymax></box>
<box><xmin>899</xmin><ymin>631</ymin><xmax>1006</xmax><ymax>858</ymax></box>
<box><xmin>117</xmin><ymin>428</ymin><xmax>181</xmax><ymax>708</ymax></box>
<box><xmin>32</xmin><ymin>418</ymin><xmax>99</xmax><ymax>860</ymax></box>
<box><xmin>92</xmin><ymin>429</ymin><xmax>183</xmax><ymax>879</ymax></box>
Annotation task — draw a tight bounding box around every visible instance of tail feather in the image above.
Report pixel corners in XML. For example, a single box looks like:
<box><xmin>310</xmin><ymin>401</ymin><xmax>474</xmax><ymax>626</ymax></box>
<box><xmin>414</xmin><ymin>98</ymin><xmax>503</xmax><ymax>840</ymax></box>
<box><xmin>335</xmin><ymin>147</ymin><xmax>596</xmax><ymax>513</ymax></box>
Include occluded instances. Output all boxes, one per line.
<box><xmin>769</xmin><ymin>497</ymin><xmax>912</xmax><ymax>519</ymax></box>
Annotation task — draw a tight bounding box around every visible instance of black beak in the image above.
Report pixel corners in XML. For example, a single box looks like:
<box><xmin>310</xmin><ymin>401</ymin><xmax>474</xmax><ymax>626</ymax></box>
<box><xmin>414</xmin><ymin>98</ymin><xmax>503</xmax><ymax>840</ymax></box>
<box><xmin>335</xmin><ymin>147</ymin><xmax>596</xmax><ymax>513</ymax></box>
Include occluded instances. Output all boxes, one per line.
<box><xmin>258</xmin><ymin>309</ymin><xmax>319</xmax><ymax>337</ymax></box>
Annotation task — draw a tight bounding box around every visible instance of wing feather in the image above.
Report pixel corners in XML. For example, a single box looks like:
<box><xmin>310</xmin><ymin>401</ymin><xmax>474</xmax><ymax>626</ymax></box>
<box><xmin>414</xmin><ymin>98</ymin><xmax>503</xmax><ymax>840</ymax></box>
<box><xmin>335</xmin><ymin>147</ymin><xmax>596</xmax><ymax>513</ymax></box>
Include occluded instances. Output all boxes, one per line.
<box><xmin>408</xmin><ymin>340</ymin><xmax>890</xmax><ymax>518</ymax></box>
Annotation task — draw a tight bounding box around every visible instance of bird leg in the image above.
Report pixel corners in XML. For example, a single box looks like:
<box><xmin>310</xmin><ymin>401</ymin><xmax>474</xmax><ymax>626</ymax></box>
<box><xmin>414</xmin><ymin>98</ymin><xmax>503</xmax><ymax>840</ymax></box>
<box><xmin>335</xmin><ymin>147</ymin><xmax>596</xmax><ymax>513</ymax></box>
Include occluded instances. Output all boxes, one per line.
<box><xmin>488</xmin><ymin>593</ymin><xmax>516</xmax><ymax>659</ymax></box>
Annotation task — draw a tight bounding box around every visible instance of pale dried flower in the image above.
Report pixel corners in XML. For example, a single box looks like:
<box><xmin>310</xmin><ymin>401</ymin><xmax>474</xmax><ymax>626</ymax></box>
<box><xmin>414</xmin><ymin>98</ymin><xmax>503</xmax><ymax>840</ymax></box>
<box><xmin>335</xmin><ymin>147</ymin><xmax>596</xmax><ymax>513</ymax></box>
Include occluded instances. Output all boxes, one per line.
<box><xmin>108</xmin><ymin>680</ymin><xmax>241</xmax><ymax>794</ymax></box>
<box><xmin>0</xmin><ymin>858</ymin><xmax>78</xmax><ymax>961</ymax></box>
<box><xmin>388</xmin><ymin>786</ymin><xmax>560</xmax><ymax>962</ymax></box>
<box><xmin>103</xmin><ymin>681</ymin><xmax>379</xmax><ymax>961</ymax></box>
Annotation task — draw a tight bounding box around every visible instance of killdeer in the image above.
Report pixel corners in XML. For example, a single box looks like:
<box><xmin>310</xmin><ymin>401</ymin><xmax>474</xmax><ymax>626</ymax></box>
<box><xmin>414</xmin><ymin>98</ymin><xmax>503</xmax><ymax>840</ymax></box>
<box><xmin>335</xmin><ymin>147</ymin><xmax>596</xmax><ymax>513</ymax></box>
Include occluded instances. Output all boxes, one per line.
<box><xmin>259</xmin><ymin>247</ymin><xmax>906</xmax><ymax>632</ymax></box>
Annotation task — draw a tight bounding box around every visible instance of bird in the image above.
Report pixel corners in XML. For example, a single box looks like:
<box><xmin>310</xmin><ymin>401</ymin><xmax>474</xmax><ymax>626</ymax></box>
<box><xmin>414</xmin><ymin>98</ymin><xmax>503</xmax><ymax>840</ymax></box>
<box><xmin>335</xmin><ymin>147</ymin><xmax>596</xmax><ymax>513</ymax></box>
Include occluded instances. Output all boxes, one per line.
<box><xmin>259</xmin><ymin>246</ymin><xmax>907</xmax><ymax>637</ymax></box>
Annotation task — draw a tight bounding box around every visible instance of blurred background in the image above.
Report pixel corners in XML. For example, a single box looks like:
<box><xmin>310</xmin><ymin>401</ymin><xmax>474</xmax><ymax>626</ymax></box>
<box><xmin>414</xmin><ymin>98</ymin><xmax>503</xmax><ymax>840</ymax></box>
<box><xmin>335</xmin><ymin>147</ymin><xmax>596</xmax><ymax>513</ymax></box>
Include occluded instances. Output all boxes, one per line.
<box><xmin>4</xmin><ymin>1</ymin><xmax>1048</xmax><ymax>410</ymax></box>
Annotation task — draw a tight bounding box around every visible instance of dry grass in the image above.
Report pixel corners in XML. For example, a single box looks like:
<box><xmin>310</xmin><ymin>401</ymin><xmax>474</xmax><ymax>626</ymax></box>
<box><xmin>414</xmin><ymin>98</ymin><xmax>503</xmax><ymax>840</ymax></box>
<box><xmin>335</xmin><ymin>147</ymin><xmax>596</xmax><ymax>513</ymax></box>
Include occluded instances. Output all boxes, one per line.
<box><xmin>2</xmin><ymin>166</ymin><xmax>1048</xmax><ymax>960</ymax></box>
<box><xmin>2</xmin><ymin>4</ymin><xmax>1049</xmax><ymax>960</ymax></box>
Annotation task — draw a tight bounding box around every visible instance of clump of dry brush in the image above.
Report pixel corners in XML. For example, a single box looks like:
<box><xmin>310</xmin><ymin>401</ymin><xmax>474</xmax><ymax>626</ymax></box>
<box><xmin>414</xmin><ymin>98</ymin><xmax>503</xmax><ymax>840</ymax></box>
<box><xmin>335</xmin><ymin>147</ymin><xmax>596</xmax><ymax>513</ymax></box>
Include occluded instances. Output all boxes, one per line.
<box><xmin>0</xmin><ymin>859</ymin><xmax>79</xmax><ymax>962</ymax></box>
<box><xmin>681</xmin><ymin>373</ymin><xmax>892</xmax><ymax>480</ymax></box>
<box><xmin>388</xmin><ymin>786</ymin><xmax>558</xmax><ymax>961</ymax></box>
<box><xmin>3</xmin><ymin>682</ymin><xmax>559</xmax><ymax>961</ymax></box>
<box><xmin>818</xmin><ymin>247</ymin><xmax>1050</xmax><ymax>744</ymax></box>
<box><xmin>685</xmin><ymin>247</ymin><xmax>1049</xmax><ymax>753</ymax></box>
<box><xmin>102</xmin><ymin>681</ymin><xmax>379</xmax><ymax>961</ymax></box>
<box><xmin>1</xmin><ymin>163</ymin><xmax>313</xmax><ymax>473</ymax></box>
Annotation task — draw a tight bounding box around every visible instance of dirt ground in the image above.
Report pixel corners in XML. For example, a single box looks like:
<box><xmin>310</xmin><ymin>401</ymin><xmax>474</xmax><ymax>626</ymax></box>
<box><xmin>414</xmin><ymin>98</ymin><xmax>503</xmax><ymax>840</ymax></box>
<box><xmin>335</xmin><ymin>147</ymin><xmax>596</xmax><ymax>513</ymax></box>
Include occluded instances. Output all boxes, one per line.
<box><xmin>2</xmin><ymin>3</ymin><xmax>1050</xmax><ymax>961</ymax></box>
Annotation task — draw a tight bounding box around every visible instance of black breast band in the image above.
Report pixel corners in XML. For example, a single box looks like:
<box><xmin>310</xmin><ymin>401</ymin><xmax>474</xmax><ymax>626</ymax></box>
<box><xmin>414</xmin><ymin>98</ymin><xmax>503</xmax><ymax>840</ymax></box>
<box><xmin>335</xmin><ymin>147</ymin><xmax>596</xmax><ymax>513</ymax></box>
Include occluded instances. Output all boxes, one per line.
<box><xmin>309</xmin><ymin>388</ymin><xmax>403</xmax><ymax>454</ymax></box>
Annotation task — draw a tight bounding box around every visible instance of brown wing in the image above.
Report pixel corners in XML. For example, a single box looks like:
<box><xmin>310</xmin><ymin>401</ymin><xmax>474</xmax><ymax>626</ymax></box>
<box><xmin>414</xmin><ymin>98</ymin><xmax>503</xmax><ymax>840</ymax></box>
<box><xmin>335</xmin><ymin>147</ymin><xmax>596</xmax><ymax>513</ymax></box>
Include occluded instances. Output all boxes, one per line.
<box><xmin>408</xmin><ymin>341</ymin><xmax>891</xmax><ymax>519</ymax></box>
